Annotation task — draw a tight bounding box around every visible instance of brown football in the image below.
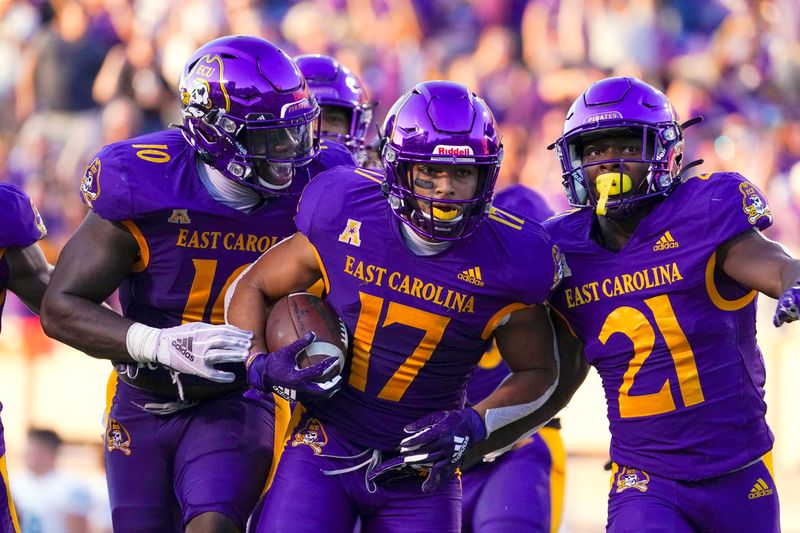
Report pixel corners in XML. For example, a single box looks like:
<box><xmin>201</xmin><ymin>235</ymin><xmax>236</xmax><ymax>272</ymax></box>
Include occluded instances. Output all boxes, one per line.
<box><xmin>266</xmin><ymin>293</ymin><xmax>348</xmax><ymax>377</ymax></box>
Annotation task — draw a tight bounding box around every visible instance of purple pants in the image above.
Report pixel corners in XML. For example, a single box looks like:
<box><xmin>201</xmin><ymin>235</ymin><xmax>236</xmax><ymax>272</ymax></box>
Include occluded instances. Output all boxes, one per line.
<box><xmin>461</xmin><ymin>427</ymin><xmax>565</xmax><ymax>533</ymax></box>
<box><xmin>607</xmin><ymin>455</ymin><xmax>780</xmax><ymax>532</ymax></box>
<box><xmin>0</xmin><ymin>412</ymin><xmax>19</xmax><ymax>533</ymax></box>
<box><xmin>252</xmin><ymin>412</ymin><xmax>461</xmax><ymax>533</ymax></box>
<box><xmin>104</xmin><ymin>377</ymin><xmax>276</xmax><ymax>532</ymax></box>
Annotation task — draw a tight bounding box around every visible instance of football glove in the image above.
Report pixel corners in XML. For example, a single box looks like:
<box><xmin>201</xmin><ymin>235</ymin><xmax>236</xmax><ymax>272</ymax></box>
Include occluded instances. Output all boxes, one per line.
<box><xmin>127</xmin><ymin>322</ymin><xmax>253</xmax><ymax>383</ymax></box>
<box><xmin>245</xmin><ymin>332</ymin><xmax>342</xmax><ymax>402</ymax></box>
<box><xmin>774</xmin><ymin>282</ymin><xmax>800</xmax><ymax>327</ymax></box>
<box><xmin>370</xmin><ymin>408</ymin><xmax>486</xmax><ymax>493</ymax></box>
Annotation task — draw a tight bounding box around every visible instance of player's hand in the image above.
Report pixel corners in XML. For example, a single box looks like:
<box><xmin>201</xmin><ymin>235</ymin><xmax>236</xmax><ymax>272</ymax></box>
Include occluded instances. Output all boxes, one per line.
<box><xmin>377</xmin><ymin>408</ymin><xmax>487</xmax><ymax>493</ymax></box>
<box><xmin>154</xmin><ymin>323</ymin><xmax>253</xmax><ymax>382</ymax></box>
<box><xmin>245</xmin><ymin>332</ymin><xmax>342</xmax><ymax>402</ymax></box>
<box><xmin>773</xmin><ymin>283</ymin><xmax>800</xmax><ymax>327</ymax></box>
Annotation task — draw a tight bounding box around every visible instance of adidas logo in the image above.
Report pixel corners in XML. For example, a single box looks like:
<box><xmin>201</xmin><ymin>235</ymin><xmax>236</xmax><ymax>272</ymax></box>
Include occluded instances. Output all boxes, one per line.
<box><xmin>171</xmin><ymin>337</ymin><xmax>195</xmax><ymax>361</ymax></box>
<box><xmin>748</xmin><ymin>478</ymin><xmax>774</xmax><ymax>499</ymax></box>
<box><xmin>653</xmin><ymin>231</ymin><xmax>679</xmax><ymax>251</ymax></box>
<box><xmin>458</xmin><ymin>267</ymin><xmax>485</xmax><ymax>287</ymax></box>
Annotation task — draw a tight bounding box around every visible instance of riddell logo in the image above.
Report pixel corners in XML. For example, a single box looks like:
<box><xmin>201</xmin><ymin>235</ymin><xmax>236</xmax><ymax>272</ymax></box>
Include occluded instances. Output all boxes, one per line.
<box><xmin>172</xmin><ymin>338</ymin><xmax>194</xmax><ymax>361</ymax></box>
<box><xmin>433</xmin><ymin>145</ymin><xmax>474</xmax><ymax>157</ymax></box>
<box><xmin>653</xmin><ymin>231</ymin><xmax>679</xmax><ymax>251</ymax></box>
<box><xmin>748</xmin><ymin>478</ymin><xmax>774</xmax><ymax>499</ymax></box>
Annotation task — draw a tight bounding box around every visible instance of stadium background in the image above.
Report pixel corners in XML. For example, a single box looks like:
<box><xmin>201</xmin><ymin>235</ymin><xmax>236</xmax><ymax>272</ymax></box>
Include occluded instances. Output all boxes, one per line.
<box><xmin>0</xmin><ymin>0</ymin><xmax>798</xmax><ymax>530</ymax></box>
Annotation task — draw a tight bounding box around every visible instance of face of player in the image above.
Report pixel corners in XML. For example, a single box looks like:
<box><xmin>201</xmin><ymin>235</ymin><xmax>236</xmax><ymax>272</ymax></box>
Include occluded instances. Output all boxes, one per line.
<box><xmin>581</xmin><ymin>135</ymin><xmax>649</xmax><ymax>197</ymax></box>
<box><xmin>321</xmin><ymin>105</ymin><xmax>351</xmax><ymax>136</ymax></box>
<box><xmin>411</xmin><ymin>163</ymin><xmax>479</xmax><ymax>221</ymax></box>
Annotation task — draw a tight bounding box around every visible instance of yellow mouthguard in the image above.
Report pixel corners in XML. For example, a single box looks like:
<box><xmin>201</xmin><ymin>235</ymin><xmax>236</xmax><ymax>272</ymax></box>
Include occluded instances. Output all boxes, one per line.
<box><xmin>595</xmin><ymin>173</ymin><xmax>632</xmax><ymax>216</ymax></box>
<box><xmin>432</xmin><ymin>206</ymin><xmax>459</xmax><ymax>221</ymax></box>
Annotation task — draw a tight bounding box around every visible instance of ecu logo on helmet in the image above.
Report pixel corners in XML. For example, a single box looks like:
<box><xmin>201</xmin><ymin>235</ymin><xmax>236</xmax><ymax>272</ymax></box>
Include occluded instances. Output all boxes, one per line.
<box><xmin>180</xmin><ymin>54</ymin><xmax>230</xmax><ymax>118</ymax></box>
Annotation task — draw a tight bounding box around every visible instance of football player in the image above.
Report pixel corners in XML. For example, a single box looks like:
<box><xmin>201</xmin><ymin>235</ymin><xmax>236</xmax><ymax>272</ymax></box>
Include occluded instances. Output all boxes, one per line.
<box><xmin>543</xmin><ymin>76</ymin><xmax>799</xmax><ymax>532</ymax></box>
<box><xmin>294</xmin><ymin>54</ymin><xmax>375</xmax><ymax>166</ymax></box>
<box><xmin>0</xmin><ymin>183</ymin><xmax>50</xmax><ymax>533</ymax></box>
<box><xmin>227</xmin><ymin>81</ymin><xmax>572</xmax><ymax>532</ymax></box>
<box><xmin>461</xmin><ymin>184</ymin><xmax>565</xmax><ymax>533</ymax></box>
<box><xmin>41</xmin><ymin>36</ymin><xmax>356</xmax><ymax>533</ymax></box>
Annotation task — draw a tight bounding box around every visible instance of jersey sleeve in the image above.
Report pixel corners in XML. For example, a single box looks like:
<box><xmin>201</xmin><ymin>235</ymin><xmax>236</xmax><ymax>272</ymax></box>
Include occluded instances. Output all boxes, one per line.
<box><xmin>708</xmin><ymin>172</ymin><xmax>773</xmax><ymax>246</ymax></box>
<box><xmin>295</xmin><ymin>168</ymin><xmax>343</xmax><ymax>242</ymax></box>
<box><xmin>318</xmin><ymin>139</ymin><xmax>358</xmax><ymax>168</ymax></box>
<box><xmin>0</xmin><ymin>184</ymin><xmax>47</xmax><ymax>248</ymax></box>
<box><xmin>79</xmin><ymin>144</ymin><xmax>134</xmax><ymax>221</ymax></box>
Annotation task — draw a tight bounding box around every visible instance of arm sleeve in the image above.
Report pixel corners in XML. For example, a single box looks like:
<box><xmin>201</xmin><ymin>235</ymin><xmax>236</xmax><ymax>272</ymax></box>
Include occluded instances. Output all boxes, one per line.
<box><xmin>709</xmin><ymin>172</ymin><xmax>773</xmax><ymax>246</ymax></box>
<box><xmin>79</xmin><ymin>146</ymin><xmax>134</xmax><ymax>221</ymax></box>
<box><xmin>0</xmin><ymin>184</ymin><xmax>47</xmax><ymax>248</ymax></box>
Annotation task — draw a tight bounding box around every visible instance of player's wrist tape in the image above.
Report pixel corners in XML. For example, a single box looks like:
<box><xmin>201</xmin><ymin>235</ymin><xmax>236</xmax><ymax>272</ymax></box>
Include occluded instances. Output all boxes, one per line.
<box><xmin>126</xmin><ymin>322</ymin><xmax>160</xmax><ymax>364</ymax></box>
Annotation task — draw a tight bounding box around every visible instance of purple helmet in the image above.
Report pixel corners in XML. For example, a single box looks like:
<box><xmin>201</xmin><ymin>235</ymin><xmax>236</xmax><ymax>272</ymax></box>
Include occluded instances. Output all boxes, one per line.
<box><xmin>381</xmin><ymin>81</ymin><xmax>503</xmax><ymax>241</ymax></box>
<box><xmin>179</xmin><ymin>36</ymin><xmax>321</xmax><ymax>194</ymax></box>
<box><xmin>552</xmin><ymin>77</ymin><xmax>686</xmax><ymax>217</ymax></box>
<box><xmin>294</xmin><ymin>54</ymin><xmax>373</xmax><ymax>163</ymax></box>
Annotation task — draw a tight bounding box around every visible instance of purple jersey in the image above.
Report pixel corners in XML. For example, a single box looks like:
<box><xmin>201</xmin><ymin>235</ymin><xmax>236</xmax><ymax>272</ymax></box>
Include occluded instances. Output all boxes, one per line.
<box><xmin>295</xmin><ymin>167</ymin><xmax>559</xmax><ymax>450</ymax></box>
<box><xmin>80</xmin><ymin>130</ymin><xmax>355</xmax><ymax>398</ymax></box>
<box><xmin>465</xmin><ymin>184</ymin><xmax>553</xmax><ymax>405</ymax></box>
<box><xmin>0</xmin><ymin>184</ymin><xmax>47</xmax><ymax>333</ymax></box>
<box><xmin>546</xmin><ymin>172</ymin><xmax>774</xmax><ymax>480</ymax></box>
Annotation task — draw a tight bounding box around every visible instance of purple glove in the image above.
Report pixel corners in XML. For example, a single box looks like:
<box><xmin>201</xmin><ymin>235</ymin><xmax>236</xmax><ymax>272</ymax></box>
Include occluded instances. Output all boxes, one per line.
<box><xmin>245</xmin><ymin>332</ymin><xmax>342</xmax><ymax>402</ymax></box>
<box><xmin>369</xmin><ymin>408</ymin><xmax>486</xmax><ymax>493</ymax></box>
<box><xmin>774</xmin><ymin>283</ymin><xmax>800</xmax><ymax>327</ymax></box>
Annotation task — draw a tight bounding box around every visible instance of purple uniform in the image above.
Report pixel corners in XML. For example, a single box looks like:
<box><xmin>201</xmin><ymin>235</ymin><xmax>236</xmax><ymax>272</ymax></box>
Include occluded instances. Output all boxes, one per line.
<box><xmin>0</xmin><ymin>184</ymin><xmax>46</xmax><ymax>533</ymax></box>
<box><xmin>81</xmin><ymin>129</ymin><xmax>354</xmax><ymax>531</ymax></box>
<box><xmin>546</xmin><ymin>172</ymin><xmax>779</xmax><ymax>531</ymax></box>
<box><xmin>462</xmin><ymin>184</ymin><xmax>564</xmax><ymax>533</ymax></box>
<box><xmin>256</xmin><ymin>167</ymin><xmax>559</xmax><ymax>532</ymax></box>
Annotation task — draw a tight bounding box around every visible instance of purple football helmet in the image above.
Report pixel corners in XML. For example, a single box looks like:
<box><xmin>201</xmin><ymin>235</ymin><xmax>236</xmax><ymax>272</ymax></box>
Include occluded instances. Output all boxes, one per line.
<box><xmin>381</xmin><ymin>81</ymin><xmax>503</xmax><ymax>241</ymax></box>
<box><xmin>179</xmin><ymin>36</ymin><xmax>321</xmax><ymax>194</ymax></box>
<box><xmin>552</xmin><ymin>77</ymin><xmax>687</xmax><ymax>218</ymax></box>
<box><xmin>294</xmin><ymin>54</ymin><xmax>374</xmax><ymax>163</ymax></box>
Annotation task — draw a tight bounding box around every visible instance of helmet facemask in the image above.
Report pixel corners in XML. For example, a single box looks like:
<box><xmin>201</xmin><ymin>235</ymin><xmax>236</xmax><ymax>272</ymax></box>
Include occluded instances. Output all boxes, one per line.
<box><xmin>558</xmin><ymin>122</ymin><xmax>683</xmax><ymax>218</ymax></box>
<box><xmin>383</xmin><ymin>144</ymin><xmax>501</xmax><ymax>241</ymax></box>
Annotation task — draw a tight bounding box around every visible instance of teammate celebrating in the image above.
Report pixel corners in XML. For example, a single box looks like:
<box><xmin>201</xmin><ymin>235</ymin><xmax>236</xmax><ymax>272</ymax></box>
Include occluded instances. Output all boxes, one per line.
<box><xmin>227</xmin><ymin>81</ymin><xmax>565</xmax><ymax>532</ymax></box>
<box><xmin>0</xmin><ymin>183</ymin><xmax>51</xmax><ymax>533</ymax></box>
<box><xmin>294</xmin><ymin>54</ymin><xmax>375</xmax><ymax>165</ymax></box>
<box><xmin>461</xmin><ymin>183</ymin><xmax>565</xmax><ymax>533</ymax></box>
<box><xmin>545</xmin><ymin>76</ymin><xmax>799</xmax><ymax>532</ymax></box>
<box><xmin>41</xmin><ymin>36</ymin><xmax>355</xmax><ymax>533</ymax></box>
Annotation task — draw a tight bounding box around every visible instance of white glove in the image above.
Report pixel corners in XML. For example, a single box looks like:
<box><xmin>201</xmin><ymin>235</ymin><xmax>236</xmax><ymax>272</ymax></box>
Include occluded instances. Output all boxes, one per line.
<box><xmin>127</xmin><ymin>322</ymin><xmax>253</xmax><ymax>383</ymax></box>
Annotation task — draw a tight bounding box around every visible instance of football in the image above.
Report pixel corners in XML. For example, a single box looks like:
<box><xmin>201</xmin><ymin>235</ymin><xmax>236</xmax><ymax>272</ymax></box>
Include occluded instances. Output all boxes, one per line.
<box><xmin>266</xmin><ymin>292</ymin><xmax>348</xmax><ymax>377</ymax></box>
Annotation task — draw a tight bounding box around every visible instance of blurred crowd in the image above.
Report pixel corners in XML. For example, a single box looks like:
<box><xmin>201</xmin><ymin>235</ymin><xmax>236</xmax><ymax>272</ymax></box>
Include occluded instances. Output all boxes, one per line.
<box><xmin>1</xmin><ymin>0</ymin><xmax>799</xmax><ymax>261</ymax></box>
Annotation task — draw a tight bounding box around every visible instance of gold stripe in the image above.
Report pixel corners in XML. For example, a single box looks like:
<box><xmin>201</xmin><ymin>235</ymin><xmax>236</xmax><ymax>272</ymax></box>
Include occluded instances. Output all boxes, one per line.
<box><xmin>359</xmin><ymin>168</ymin><xmax>383</xmax><ymax>178</ymax></box>
<box><xmin>309</xmin><ymin>243</ymin><xmax>330</xmax><ymax>295</ymax></box>
<box><xmin>762</xmin><ymin>451</ymin><xmax>775</xmax><ymax>483</ymax></box>
<box><xmin>609</xmin><ymin>462</ymin><xmax>620</xmax><ymax>491</ymax></box>
<box><xmin>103</xmin><ymin>370</ymin><xmax>118</xmax><ymax>428</ymax></box>
<box><xmin>306</xmin><ymin>279</ymin><xmax>325</xmax><ymax>298</ymax></box>
<box><xmin>121</xmin><ymin>220</ymin><xmax>149</xmax><ymax>273</ymax></box>
<box><xmin>264</xmin><ymin>402</ymin><xmax>305</xmax><ymax>493</ymax></box>
<box><xmin>490</xmin><ymin>206</ymin><xmax>525</xmax><ymax>224</ymax></box>
<box><xmin>0</xmin><ymin>454</ymin><xmax>20</xmax><ymax>532</ymax></box>
<box><xmin>487</xmin><ymin>213</ymin><xmax>523</xmax><ymax>230</ymax></box>
<box><xmin>354</xmin><ymin>169</ymin><xmax>382</xmax><ymax>184</ymax></box>
<box><xmin>704</xmin><ymin>252</ymin><xmax>757</xmax><ymax>311</ymax></box>
<box><xmin>539</xmin><ymin>427</ymin><xmax>566</xmax><ymax>533</ymax></box>
<box><xmin>475</xmin><ymin>266</ymin><xmax>482</xmax><ymax>280</ymax></box>
<box><xmin>665</xmin><ymin>231</ymin><xmax>675</xmax><ymax>242</ymax></box>
<box><xmin>481</xmin><ymin>302</ymin><xmax>527</xmax><ymax>339</ymax></box>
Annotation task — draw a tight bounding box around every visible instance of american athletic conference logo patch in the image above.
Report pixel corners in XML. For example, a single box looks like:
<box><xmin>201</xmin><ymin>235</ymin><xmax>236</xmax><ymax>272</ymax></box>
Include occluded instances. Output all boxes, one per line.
<box><xmin>106</xmin><ymin>418</ymin><xmax>132</xmax><ymax>456</ymax></box>
<box><xmin>291</xmin><ymin>418</ymin><xmax>328</xmax><ymax>455</ymax></box>
<box><xmin>615</xmin><ymin>467</ymin><xmax>650</xmax><ymax>493</ymax></box>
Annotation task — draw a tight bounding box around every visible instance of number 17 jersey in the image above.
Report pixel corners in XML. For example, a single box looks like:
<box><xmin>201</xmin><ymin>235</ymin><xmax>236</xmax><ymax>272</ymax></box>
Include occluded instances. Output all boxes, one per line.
<box><xmin>545</xmin><ymin>172</ymin><xmax>774</xmax><ymax>481</ymax></box>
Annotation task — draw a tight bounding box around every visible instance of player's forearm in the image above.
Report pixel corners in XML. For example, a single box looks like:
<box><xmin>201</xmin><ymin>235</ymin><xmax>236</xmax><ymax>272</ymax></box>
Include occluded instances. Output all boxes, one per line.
<box><xmin>41</xmin><ymin>291</ymin><xmax>136</xmax><ymax>360</ymax></box>
<box><xmin>463</xmin><ymin>345</ymin><xmax>588</xmax><ymax>468</ymax></box>
<box><xmin>225</xmin><ymin>272</ymin><xmax>272</xmax><ymax>354</ymax></box>
<box><xmin>472</xmin><ymin>366</ymin><xmax>557</xmax><ymax>420</ymax></box>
